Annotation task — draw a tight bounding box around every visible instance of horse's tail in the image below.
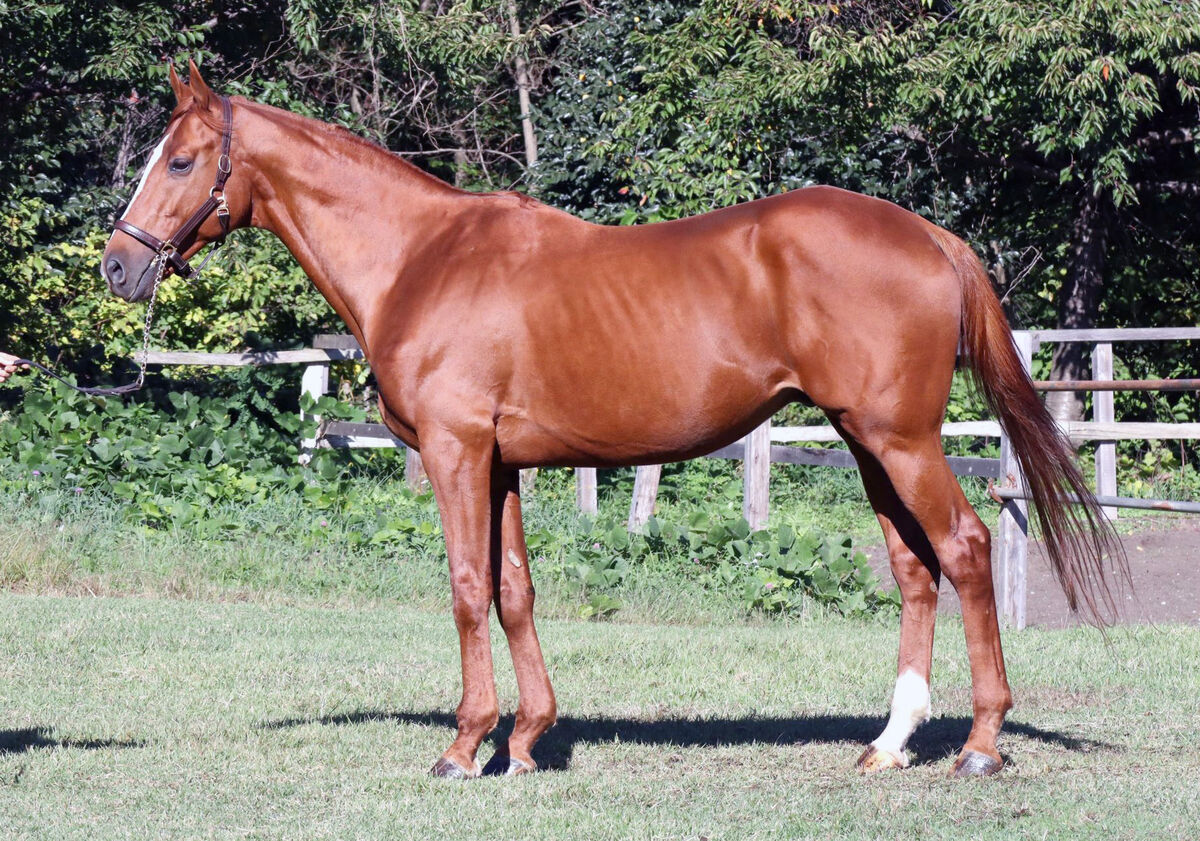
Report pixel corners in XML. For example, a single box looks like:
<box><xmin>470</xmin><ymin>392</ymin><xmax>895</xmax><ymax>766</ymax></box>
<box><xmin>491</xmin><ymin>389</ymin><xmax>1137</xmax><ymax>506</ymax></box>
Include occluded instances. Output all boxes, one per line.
<box><xmin>927</xmin><ymin>225</ymin><xmax>1128</xmax><ymax>622</ymax></box>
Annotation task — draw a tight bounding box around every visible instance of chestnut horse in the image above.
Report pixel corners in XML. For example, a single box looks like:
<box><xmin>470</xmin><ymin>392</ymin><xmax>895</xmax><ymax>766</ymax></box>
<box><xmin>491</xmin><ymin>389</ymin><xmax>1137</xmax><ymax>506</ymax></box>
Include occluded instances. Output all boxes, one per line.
<box><xmin>104</xmin><ymin>63</ymin><xmax>1121</xmax><ymax>779</ymax></box>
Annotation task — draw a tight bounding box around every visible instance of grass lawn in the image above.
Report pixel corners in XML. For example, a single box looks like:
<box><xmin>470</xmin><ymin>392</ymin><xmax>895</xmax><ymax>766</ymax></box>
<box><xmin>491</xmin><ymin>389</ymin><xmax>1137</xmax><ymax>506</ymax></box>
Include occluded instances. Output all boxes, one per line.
<box><xmin>2</xmin><ymin>592</ymin><xmax>1198</xmax><ymax>841</ymax></box>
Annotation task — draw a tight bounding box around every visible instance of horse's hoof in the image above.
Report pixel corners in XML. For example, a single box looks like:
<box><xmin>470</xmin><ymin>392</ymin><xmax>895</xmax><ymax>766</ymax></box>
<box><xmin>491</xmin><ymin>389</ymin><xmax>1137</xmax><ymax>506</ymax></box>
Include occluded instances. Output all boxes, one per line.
<box><xmin>951</xmin><ymin>749</ymin><xmax>1003</xmax><ymax>778</ymax></box>
<box><xmin>482</xmin><ymin>753</ymin><xmax>536</xmax><ymax>777</ymax></box>
<box><xmin>430</xmin><ymin>756</ymin><xmax>481</xmax><ymax>779</ymax></box>
<box><xmin>856</xmin><ymin>744</ymin><xmax>908</xmax><ymax>774</ymax></box>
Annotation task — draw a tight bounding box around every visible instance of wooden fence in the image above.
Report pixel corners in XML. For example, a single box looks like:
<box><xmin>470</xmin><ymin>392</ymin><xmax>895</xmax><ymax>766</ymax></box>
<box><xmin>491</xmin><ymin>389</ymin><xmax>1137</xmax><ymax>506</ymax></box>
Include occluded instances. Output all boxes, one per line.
<box><xmin>144</xmin><ymin>327</ymin><xmax>1200</xmax><ymax>630</ymax></box>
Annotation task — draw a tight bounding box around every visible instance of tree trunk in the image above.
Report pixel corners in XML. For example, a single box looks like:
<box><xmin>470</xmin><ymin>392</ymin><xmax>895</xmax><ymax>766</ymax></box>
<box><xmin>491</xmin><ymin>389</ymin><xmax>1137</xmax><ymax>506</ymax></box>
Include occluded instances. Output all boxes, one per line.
<box><xmin>450</xmin><ymin>124</ymin><xmax>470</xmax><ymax>188</ymax></box>
<box><xmin>508</xmin><ymin>1</ymin><xmax>538</xmax><ymax>168</ymax></box>
<box><xmin>111</xmin><ymin>108</ymin><xmax>137</xmax><ymax>190</ymax></box>
<box><xmin>1046</xmin><ymin>187</ymin><xmax>1111</xmax><ymax>423</ymax></box>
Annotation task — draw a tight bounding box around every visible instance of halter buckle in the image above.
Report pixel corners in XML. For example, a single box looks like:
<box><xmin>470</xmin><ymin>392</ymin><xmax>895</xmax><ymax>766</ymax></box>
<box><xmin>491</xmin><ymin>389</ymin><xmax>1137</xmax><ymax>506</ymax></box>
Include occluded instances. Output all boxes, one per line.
<box><xmin>210</xmin><ymin>186</ymin><xmax>230</xmax><ymax>218</ymax></box>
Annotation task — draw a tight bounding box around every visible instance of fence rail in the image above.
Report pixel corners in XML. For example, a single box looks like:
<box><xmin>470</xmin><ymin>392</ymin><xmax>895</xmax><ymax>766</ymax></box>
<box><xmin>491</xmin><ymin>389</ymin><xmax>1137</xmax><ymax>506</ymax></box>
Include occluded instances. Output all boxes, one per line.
<box><xmin>142</xmin><ymin>326</ymin><xmax>1199</xmax><ymax>630</ymax></box>
<box><xmin>142</xmin><ymin>349</ymin><xmax>361</xmax><ymax>365</ymax></box>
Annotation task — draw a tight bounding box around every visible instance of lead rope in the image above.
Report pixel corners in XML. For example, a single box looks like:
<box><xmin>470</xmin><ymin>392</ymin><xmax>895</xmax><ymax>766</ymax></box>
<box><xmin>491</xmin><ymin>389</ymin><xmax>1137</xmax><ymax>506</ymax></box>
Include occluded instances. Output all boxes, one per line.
<box><xmin>12</xmin><ymin>253</ymin><xmax>170</xmax><ymax>397</ymax></box>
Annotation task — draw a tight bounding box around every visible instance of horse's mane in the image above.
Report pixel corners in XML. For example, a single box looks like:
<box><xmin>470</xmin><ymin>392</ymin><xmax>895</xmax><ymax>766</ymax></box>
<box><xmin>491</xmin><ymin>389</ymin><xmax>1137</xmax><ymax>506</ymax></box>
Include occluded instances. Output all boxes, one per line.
<box><xmin>179</xmin><ymin>95</ymin><xmax>468</xmax><ymax>197</ymax></box>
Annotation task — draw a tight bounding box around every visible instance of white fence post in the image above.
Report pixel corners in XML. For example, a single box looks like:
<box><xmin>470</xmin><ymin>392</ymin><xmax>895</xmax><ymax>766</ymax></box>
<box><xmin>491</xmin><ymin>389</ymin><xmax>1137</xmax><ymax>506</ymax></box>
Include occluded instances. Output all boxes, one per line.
<box><xmin>628</xmin><ymin>464</ymin><xmax>662</xmax><ymax>531</ymax></box>
<box><xmin>405</xmin><ymin>448</ymin><xmax>427</xmax><ymax>491</ymax></box>
<box><xmin>1092</xmin><ymin>342</ymin><xmax>1118</xmax><ymax>520</ymax></box>
<box><xmin>743</xmin><ymin>419</ymin><xmax>771</xmax><ymax>530</ymax></box>
<box><xmin>998</xmin><ymin>331</ymin><xmax>1034</xmax><ymax>629</ymax></box>
<box><xmin>575</xmin><ymin>467</ymin><xmax>598</xmax><ymax>515</ymax></box>
<box><xmin>298</xmin><ymin>361</ymin><xmax>330</xmax><ymax>466</ymax></box>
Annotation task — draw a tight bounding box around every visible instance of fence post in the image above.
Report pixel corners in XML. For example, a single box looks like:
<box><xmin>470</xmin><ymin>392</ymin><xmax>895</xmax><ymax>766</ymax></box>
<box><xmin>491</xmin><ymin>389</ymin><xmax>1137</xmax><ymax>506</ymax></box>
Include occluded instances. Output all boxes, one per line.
<box><xmin>405</xmin><ymin>448</ymin><xmax>427</xmax><ymax>491</ymax></box>
<box><xmin>298</xmin><ymin>361</ymin><xmax>330</xmax><ymax>466</ymax></box>
<box><xmin>1092</xmin><ymin>342</ymin><xmax>1118</xmax><ymax>520</ymax></box>
<box><xmin>628</xmin><ymin>464</ymin><xmax>662</xmax><ymax>531</ymax></box>
<box><xmin>743</xmin><ymin>419</ymin><xmax>771</xmax><ymax>530</ymax></box>
<box><xmin>576</xmin><ymin>467</ymin><xmax>598</xmax><ymax>515</ymax></box>
<box><xmin>998</xmin><ymin>331</ymin><xmax>1034</xmax><ymax>629</ymax></box>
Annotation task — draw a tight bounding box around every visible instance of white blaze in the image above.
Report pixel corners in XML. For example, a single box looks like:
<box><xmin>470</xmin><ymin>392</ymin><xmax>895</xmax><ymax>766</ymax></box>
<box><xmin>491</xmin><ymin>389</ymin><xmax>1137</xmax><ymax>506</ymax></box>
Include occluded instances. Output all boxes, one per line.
<box><xmin>120</xmin><ymin>134</ymin><xmax>169</xmax><ymax>220</ymax></box>
<box><xmin>870</xmin><ymin>669</ymin><xmax>931</xmax><ymax>763</ymax></box>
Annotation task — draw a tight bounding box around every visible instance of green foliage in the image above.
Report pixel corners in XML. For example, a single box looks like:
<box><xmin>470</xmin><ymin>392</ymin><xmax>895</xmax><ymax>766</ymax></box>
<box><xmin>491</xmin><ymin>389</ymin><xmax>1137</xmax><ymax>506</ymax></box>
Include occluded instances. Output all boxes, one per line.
<box><xmin>5</xmin><ymin>0</ymin><xmax>1196</xmax><ymax>382</ymax></box>
<box><xmin>529</xmin><ymin>509</ymin><xmax>897</xmax><ymax>621</ymax></box>
<box><xmin>0</xmin><ymin>376</ymin><xmax>368</xmax><ymax>530</ymax></box>
<box><xmin>1</xmin><ymin>223</ymin><xmax>335</xmax><ymax>371</ymax></box>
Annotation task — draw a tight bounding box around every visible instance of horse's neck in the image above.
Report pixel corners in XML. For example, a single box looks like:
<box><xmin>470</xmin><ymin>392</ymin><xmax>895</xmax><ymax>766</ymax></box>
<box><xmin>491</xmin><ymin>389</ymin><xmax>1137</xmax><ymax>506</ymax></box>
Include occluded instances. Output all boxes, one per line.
<box><xmin>244</xmin><ymin>104</ymin><xmax>461</xmax><ymax>345</ymax></box>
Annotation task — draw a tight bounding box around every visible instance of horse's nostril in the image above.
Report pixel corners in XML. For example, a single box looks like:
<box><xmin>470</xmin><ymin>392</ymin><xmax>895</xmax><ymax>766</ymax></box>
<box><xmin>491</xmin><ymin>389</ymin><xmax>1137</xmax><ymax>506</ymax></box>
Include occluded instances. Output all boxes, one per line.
<box><xmin>106</xmin><ymin>258</ymin><xmax>125</xmax><ymax>285</ymax></box>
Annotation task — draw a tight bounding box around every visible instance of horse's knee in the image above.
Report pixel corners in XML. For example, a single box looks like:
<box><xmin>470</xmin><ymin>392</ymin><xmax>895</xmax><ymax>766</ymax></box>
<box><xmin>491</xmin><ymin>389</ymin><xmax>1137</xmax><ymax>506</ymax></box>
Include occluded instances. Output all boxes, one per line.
<box><xmin>450</xmin><ymin>566</ymin><xmax>492</xmax><ymax>630</ymax></box>
<box><xmin>889</xmin><ymin>543</ymin><xmax>932</xmax><ymax>587</ymax></box>
<box><xmin>497</xmin><ymin>577</ymin><xmax>535</xmax><ymax>630</ymax></box>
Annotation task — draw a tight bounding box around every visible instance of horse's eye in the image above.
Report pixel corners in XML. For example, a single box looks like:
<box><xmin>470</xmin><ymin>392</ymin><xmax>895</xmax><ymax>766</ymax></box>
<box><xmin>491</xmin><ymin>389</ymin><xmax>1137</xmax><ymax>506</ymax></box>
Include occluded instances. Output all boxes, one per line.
<box><xmin>168</xmin><ymin>157</ymin><xmax>193</xmax><ymax>174</ymax></box>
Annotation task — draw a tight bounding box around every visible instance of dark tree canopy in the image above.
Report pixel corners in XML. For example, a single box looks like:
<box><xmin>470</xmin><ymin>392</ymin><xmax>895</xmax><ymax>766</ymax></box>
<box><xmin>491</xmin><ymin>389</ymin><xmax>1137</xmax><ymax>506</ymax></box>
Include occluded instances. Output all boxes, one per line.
<box><xmin>2</xmin><ymin>0</ymin><xmax>1197</xmax><ymax>422</ymax></box>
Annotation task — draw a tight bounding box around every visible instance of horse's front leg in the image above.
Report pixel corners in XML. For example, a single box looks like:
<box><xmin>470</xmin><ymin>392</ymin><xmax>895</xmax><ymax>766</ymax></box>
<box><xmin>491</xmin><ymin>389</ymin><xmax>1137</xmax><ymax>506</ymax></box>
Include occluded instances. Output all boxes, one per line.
<box><xmin>420</xmin><ymin>427</ymin><xmax>501</xmax><ymax>779</ymax></box>
<box><xmin>482</xmin><ymin>468</ymin><xmax>556</xmax><ymax>775</ymax></box>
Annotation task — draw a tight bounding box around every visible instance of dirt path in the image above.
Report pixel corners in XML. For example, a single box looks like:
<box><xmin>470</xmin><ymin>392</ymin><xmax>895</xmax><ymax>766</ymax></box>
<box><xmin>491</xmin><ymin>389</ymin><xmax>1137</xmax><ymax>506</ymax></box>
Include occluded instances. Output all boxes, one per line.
<box><xmin>863</xmin><ymin>514</ymin><xmax>1200</xmax><ymax>628</ymax></box>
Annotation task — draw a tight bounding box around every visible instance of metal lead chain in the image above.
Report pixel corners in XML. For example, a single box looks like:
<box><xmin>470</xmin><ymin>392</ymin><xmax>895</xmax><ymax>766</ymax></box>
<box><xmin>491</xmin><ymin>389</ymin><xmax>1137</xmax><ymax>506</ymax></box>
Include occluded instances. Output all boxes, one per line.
<box><xmin>11</xmin><ymin>253</ymin><xmax>169</xmax><ymax>397</ymax></box>
<box><xmin>12</xmin><ymin>237</ymin><xmax>228</xmax><ymax>397</ymax></box>
<box><xmin>130</xmin><ymin>253</ymin><xmax>170</xmax><ymax>391</ymax></box>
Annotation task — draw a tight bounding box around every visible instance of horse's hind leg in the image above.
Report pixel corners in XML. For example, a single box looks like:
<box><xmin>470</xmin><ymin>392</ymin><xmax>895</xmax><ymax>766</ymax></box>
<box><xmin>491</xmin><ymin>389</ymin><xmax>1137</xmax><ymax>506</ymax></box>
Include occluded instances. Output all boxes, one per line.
<box><xmin>481</xmin><ymin>468</ymin><xmax>557</xmax><ymax>775</ymax></box>
<box><xmin>845</xmin><ymin>441</ymin><xmax>939</xmax><ymax>773</ymax></box>
<box><xmin>840</xmin><ymin>420</ymin><xmax>1012</xmax><ymax>776</ymax></box>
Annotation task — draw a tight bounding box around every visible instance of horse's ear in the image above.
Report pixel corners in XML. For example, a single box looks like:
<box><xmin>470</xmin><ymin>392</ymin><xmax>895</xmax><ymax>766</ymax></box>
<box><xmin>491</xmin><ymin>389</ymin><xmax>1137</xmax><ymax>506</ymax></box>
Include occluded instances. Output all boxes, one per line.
<box><xmin>168</xmin><ymin>61</ymin><xmax>190</xmax><ymax>107</ymax></box>
<box><xmin>187</xmin><ymin>58</ymin><xmax>215</xmax><ymax>112</ymax></box>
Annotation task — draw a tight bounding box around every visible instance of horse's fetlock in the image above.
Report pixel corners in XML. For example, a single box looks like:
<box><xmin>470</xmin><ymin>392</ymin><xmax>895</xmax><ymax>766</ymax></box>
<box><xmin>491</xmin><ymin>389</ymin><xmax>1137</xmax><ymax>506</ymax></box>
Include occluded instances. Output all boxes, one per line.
<box><xmin>459</xmin><ymin>707</ymin><xmax>500</xmax><ymax>739</ymax></box>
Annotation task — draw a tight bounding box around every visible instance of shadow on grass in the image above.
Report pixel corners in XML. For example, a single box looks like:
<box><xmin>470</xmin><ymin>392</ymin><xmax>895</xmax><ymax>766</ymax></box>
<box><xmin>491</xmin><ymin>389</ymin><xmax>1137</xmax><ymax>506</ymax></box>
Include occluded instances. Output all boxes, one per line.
<box><xmin>0</xmin><ymin>727</ymin><xmax>145</xmax><ymax>755</ymax></box>
<box><xmin>258</xmin><ymin>710</ymin><xmax>1113</xmax><ymax>771</ymax></box>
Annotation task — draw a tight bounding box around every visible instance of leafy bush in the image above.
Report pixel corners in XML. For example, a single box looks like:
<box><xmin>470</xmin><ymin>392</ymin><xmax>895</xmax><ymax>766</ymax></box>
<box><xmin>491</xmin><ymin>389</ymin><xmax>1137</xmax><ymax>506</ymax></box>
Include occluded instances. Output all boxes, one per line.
<box><xmin>527</xmin><ymin>508</ymin><xmax>897</xmax><ymax>621</ymax></box>
<box><xmin>0</xmin><ymin>377</ymin><xmax>369</xmax><ymax>528</ymax></box>
<box><xmin>0</xmin><ymin>223</ymin><xmax>338</xmax><ymax>373</ymax></box>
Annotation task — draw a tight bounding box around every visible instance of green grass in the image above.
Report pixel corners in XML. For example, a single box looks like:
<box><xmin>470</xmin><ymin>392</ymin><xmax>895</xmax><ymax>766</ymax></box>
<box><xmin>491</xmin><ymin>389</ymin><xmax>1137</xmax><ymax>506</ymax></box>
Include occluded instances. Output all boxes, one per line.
<box><xmin>1</xmin><ymin>593</ymin><xmax>1198</xmax><ymax>840</ymax></box>
<box><xmin>1</xmin><ymin>467</ymin><xmax>1196</xmax><ymax>839</ymax></box>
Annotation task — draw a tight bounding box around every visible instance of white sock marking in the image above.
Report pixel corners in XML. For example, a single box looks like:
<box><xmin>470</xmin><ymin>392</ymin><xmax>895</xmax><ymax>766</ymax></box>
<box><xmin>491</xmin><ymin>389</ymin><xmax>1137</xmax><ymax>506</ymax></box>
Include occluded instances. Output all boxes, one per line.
<box><xmin>871</xmin><ymin>669</ymin><xmax>931</xmax><ymax>762</ymax></box>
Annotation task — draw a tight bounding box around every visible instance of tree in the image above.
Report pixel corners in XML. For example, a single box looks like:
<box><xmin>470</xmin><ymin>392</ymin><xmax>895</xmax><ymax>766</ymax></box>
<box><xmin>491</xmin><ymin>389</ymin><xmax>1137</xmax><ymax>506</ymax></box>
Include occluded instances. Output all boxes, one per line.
<box><xmin>2</xmin><ymin>0</ymin><xmax>1196</xmax><ymax>427</ymax></box>
<box><xmin>601</xmin><ymin>0</ymin><xmax>1199</xmax><ymax>420</ymax></box>
<box><xmin>0</xmin><ymin>0</ymin><xmax>581</xmax><ymax>371</ymax></box>
<box><xmin>864</xmin><ymin>0</ymin><xmax>1200</xmax><ymax>420</ymax></box>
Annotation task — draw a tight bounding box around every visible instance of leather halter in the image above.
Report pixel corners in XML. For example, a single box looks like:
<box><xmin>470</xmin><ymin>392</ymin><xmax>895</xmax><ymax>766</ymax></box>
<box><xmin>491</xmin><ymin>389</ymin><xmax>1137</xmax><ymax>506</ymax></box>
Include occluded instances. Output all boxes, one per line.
<box><xmin>113</xmin><ymin>95</ymin><xmax>233</xmax><ymax>278</ymax></box>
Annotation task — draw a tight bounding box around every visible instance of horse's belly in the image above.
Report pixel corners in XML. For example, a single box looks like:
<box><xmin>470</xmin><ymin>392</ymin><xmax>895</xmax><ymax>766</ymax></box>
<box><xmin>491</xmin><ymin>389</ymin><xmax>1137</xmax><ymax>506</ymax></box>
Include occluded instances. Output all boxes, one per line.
<box><xmin>493</xmin><ymin>386</ymin><xmax>793</xmax><ymax>469</ymax></box>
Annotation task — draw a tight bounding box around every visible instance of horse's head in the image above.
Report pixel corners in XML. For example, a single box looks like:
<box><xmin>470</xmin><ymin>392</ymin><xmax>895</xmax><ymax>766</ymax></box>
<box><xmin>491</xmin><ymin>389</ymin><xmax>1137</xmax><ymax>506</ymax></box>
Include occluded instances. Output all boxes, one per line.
<box><xmin>103</xmin><ymin>61</ymin><xmax>247</xmax><ymax>302</ymax></box>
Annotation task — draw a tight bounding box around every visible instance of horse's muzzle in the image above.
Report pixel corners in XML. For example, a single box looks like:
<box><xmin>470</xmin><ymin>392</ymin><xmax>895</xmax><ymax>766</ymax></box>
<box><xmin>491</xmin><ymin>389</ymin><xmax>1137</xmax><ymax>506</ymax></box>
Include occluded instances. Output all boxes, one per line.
<box><xmin>102</xmin><ymin>245</ymin><xmax>158</xmax><ymax>302</ymax></box>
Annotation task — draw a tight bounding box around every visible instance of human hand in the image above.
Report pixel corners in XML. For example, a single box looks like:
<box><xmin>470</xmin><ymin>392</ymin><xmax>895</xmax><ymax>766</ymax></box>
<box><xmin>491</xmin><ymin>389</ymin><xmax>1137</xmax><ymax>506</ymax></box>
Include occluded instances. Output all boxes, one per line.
<box><xmin>0</xmin><ymin>352</ymin><xmax>29</xmax><ymax>384</ymax></box>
